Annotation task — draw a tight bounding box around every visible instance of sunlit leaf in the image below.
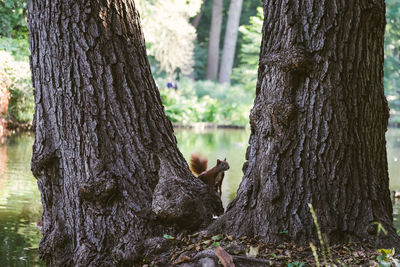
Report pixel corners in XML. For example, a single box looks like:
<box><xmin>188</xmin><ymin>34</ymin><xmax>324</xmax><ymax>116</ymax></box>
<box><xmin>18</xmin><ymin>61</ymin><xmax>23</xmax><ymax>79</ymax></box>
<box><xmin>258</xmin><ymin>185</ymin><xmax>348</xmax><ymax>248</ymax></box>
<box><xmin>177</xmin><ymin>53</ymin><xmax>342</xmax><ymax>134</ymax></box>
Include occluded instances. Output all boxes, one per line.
<box><xmin>163</xmin><ymin>234</ymin><xmax>175</xmax><ymax>240</ymax></box>
<box><xmin>212</xmin><ymin>234</ymin><xmax>223</xmax><ymax>241</ymax></box>
<box><xmin>247</xmin><ymin>245</ymin><xmax>259</xmax><ymax>257</ymax></box>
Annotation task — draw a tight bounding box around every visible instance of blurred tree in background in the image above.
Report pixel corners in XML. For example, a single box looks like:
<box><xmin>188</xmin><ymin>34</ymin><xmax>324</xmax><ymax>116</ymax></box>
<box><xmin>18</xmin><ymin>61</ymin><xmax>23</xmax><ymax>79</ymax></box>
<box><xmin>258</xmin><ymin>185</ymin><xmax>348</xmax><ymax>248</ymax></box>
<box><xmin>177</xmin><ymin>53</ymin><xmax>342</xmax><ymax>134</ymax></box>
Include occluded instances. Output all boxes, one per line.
<box><xmin>206</xmin><ymin>0</ymin><xmax>223</xmax><ymax>81</ymax></box>
<box><xmin>0</xmin><ymin>0</ymin><xmax>400</xmax><ymax>127</ymax></box>
<box><xmin>0</xmin><ymin>50</ymin><xmax>34</xmax><ymax>123</ymax></box>
<box><xmin>194</xmin><ymin>0</ymin><xmax>261</xmax><ymax>80</ymax></box>
<box><xmin>219</xmin><ymin>0</ymin><xmax>243</xmax><ymax>84</ymax></box>
<box><xmin>0</xmin><ymin>0</ymin><xmax>28</xmax><ymax>38</ymax></box>
<box><xmin>232</xmin><ymin>7</ymin><xmax>262</xmax><ymax>93</ymax></box>
<box><xmin>385</xmin><ymin>0</ymin><xmax>400</xmax><ymax>116</ymax></box>
<box><xmin>137</xmin><ymin>0</ymin><xmax>202</xmax><ymax>77</ymax></box>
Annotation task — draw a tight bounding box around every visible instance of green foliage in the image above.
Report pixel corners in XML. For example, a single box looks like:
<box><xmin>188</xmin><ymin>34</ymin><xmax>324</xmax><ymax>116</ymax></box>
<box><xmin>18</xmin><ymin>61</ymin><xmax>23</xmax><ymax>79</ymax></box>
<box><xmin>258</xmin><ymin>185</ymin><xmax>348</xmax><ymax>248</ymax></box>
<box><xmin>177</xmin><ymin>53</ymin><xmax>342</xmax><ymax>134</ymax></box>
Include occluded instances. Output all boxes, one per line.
<box><xmin>211</xmin><ymin>234</ymin><xmax>223</xmax><ymax>241</ymax></box>
<box><xmin>371</xmin><ymin>221</ymin><xmax>388</xmax><ymax>249</ymax></box>
<box><xmin>309</xmin><ymin>243</ymin><xmax>321</xmax><ymax>267</ymax></box>
<box><xmin>193</xmin><ymin>0</ymin><xmax>262</xmax><ymax>80</ymax></box>
<box><xmin>212</xmin><ymin>241</ymin><xmax>220</xmax><ymax>247</ymax></box>
<box><xmin>232</xmin><ymin>7</ymin><xmax>262</xmax><ymax>92</ymax></box>
<box><xmin>158</xmin><ymin>77</ymin><xmax>251</xmax><ymax>126</ymax></box>
<box><xmin>0</xmin><ymin>37</ymin><xmax>30</xmax><ymax>61</ymax></box>
<box><xmin>192</xmin><ymin>42</ymin><xmax>208</xmax><ymax>80</ymax></box>
<box><xmin>376</xmin><ymin>248</ymin><xmax>400</xmax><ymax>267</ymax></box>
<box><xmin>385</xmin><ymin>0</ymin><xmax>400</xmax><ymax>111</ymax></box>
<box><xmin>163</xmin><ymin>234</ymin><xmax>175</xmax><ymax>240</ymax></box>
<box><xmin>0</xmin><ymin>0</ymin><xmax>28</xmax><ymax>38</ymax></box>
<box><xmin>308</xmin><ymin>203</ymin><xmax>329</xmax><ymax>266</ymax></box>
<box><xmin>0</xmin><ymin>0</ymin><xmax>32</xmax><ymax>122</ymax></box>
<box><xmin>287</xmin><ymin>262</ymin><xmax>306</xmax><ymax>267</ymax></box>
<box><xmin>137</xmin><ymin>0</ymin><xmax>202</xmax><ymax>77</ymax></box>
<box><xmin>0</xmin><ymin>48</ymin><xmax>34</xmax><ymax>123</ymax></box>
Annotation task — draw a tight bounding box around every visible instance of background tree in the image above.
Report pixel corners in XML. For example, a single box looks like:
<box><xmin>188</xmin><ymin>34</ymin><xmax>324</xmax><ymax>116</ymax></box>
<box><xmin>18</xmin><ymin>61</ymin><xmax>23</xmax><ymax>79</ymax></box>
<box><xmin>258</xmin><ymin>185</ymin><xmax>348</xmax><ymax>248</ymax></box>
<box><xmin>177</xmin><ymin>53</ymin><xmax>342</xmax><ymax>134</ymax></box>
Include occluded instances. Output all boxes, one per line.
<box><xmin>211</xmin><ymin>0</ymin><xmax>400</xmax><ymax>247</ymax></box>
<box><xmin>232</xmin><ymin>7</ymin><xmax>263</xmax><ymax>93</ymax></box>
<box><xmin>193</xmin><ymin>0</ymin><xmax>261</xmax><ymax>80</ymax></box>
<box><xmin>191</xmin><ymin>0</ymin><xmax>206</xmax><ymax>29</ymax></box>
<box><xmin>385</xmin><ymin>0</ymin><xmax>400</xmax><ymax>112</ymax></box>
<box><xmin>218</xmin><ymin>0</ymin><xmax>243</xmax><ymax>84</ymax></box>
<box><xmin>0</xmin><ymin>0</ymin><xmax>28</xmax><ymax>38</ymax></box>
<box><xmin>28</xmin><ymin>0</ymin><xmax>221</xmax><ymax>265</ymax></box>
<box><xmin>4</xmin><ymin>0</ymin><xmax>400</xmax><ymax>127</ymax></box>
<box><xmin>137</xmin><ymin>0</ymin><xmax>202</xmax><ymax>77</ymax></box>
<box><xmin>206</xmin><ymin>0</ymin><xmax>223</xmax><ymax>81</ymax></box>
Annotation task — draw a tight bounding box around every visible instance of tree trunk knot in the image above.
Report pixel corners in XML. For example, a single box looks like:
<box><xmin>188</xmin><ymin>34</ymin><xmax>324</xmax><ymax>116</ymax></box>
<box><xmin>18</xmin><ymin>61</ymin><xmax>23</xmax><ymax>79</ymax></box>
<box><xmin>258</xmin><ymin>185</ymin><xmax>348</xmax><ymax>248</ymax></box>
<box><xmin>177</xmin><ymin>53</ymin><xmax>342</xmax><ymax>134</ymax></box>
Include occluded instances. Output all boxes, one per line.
<box><xmin>78</xmin><ymin>175</ymin><xmax>119</xmax><ymax>205</ymax></box>
<box><xmin>267</xmin><ymin>102</ymin><xmax>297</xmax><ymax>136</ymax></box>
<box><xmin>260</xmin><ymin>48</ymin><xmax>312</xmax><ymax>73</ymax></box>
<box><xmin>31</xmin><ymin>147</ymin><xmax>59</xmax><ymax>177</ymax></box>
<box><xmin>40</xmin><ymin>221</ymin><xmax>72</xmax><ymax>261</ymax></box>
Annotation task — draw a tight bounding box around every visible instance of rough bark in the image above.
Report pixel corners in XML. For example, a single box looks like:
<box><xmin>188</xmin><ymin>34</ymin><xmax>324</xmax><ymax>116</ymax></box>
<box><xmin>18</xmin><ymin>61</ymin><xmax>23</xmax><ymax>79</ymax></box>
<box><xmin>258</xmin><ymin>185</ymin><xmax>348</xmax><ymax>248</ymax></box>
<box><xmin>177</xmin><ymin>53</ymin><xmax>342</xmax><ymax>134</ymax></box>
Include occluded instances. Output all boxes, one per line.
<box><xmin>27</xmin><ymin>0</ymin><xmax>222</xmax><ymax>265</ymax></box>
<box><xmin>218</xmin><ymin>0</ymin><xmax>243</xmax><ymax>84</ymax></box>
<box><xmin>211</xmin><ymin>0</ymin><xmax>400</xmax><ymax>248</ymax></box>
<box><xmin>206</xmin><ymin>0</ymin><xmax>223</xmax><ymax>81</ymax></box>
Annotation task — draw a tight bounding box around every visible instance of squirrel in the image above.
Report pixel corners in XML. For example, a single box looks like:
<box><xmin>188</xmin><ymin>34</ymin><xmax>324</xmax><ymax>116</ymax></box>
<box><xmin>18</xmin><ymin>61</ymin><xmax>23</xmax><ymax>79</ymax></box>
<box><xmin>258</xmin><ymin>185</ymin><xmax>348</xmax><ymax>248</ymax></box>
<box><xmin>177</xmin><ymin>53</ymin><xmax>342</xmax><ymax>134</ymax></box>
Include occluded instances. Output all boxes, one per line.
<box><xmin>190</xmin><ymin>154</ymin><xmax>230</xmax><ymax>196</ymax></box>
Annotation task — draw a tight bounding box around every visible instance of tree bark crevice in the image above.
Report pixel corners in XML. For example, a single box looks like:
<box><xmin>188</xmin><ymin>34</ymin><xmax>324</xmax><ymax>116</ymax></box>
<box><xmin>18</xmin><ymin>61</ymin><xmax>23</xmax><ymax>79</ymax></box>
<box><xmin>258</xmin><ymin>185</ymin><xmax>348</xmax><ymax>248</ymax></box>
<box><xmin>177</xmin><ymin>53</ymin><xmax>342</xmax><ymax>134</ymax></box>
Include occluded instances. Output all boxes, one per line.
<box><xmin>211</xmin><ymin>0</ymin><xmax>400</xmax><ymax>249</ymax></box>
<box><xmin>28</xmin><ymin>1</ymin><xmax>222</xmax><ymax>265</ymax></box>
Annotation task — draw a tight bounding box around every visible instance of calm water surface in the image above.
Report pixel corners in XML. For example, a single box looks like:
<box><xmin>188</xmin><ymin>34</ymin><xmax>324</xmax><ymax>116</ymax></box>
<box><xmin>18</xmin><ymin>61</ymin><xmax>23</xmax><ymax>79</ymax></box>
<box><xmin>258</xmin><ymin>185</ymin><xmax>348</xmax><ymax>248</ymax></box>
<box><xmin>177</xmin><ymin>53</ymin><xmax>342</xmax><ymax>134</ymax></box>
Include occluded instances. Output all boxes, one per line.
<box><xmin>0</xmin><ymin>133</ymin><xmax>42</xmax><ymax>266</ymax></box>
<box><xmin>1</xmin><ymin>128</ymin><xmax>400</xmax><ymax>265</ymax></box>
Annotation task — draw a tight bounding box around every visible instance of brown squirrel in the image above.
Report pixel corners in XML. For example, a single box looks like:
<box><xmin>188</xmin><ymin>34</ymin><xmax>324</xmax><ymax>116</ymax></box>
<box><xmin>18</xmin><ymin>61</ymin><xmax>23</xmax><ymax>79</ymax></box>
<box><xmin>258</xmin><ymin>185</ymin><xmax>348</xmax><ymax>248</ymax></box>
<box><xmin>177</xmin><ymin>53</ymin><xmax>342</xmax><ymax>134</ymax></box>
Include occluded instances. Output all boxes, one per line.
<box><xmin>190</xmin><ymin>154</ymin><xmax>230</xmax><ymax>196</ymax></box>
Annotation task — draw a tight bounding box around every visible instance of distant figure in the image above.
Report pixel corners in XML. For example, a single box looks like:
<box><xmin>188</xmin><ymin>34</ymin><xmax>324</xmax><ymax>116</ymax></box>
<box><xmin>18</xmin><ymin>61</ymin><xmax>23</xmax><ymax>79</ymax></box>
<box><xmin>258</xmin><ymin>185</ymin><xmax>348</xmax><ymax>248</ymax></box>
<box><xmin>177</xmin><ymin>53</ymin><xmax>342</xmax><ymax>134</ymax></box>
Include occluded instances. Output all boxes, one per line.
<box><xmin>167</xmin><ymin>80</ymin><xmax>178</xmax><ymax>90</ymax></box>
<box><xmin>172</xmin><ymin>81</ymin><xmax>178</xmax><ymax>90</ymax></box>
<box><xmin>167</xmin><ymin>81</ymin><xmax>174</xmax><ymax>89</ymax></box>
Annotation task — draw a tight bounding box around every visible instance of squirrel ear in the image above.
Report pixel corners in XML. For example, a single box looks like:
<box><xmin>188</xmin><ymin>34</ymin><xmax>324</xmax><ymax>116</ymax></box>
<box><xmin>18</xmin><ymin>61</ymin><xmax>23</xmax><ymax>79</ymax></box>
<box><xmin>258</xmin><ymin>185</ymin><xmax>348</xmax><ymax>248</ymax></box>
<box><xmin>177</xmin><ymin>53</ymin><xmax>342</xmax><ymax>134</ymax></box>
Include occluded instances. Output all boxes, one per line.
<box><xmin>217</xmin><ymin>159</ymin><xmax>221</xmax><ymax>164</ymax></box>
<box><xmin>224</xmin><ymin>158</ymin><xmax>226</xmax><ymax>161</ymax></box>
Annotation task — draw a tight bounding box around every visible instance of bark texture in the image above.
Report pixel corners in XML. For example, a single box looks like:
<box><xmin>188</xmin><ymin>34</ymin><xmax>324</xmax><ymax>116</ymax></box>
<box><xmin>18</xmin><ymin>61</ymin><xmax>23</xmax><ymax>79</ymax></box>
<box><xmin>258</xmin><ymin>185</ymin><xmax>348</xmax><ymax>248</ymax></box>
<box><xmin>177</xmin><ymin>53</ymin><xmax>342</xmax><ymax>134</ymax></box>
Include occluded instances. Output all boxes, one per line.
<box><xmin>218</xmin><ymin>0</ymin><xmax>243</xmax><ymax>84</ymax></box>
<box><xmin>212</xmin><ymin>0</ymin><xmax>400</xmax><ymax>247</ymax></box>
<box><xmin>28</xmin><ymin>0</ymin><xmax>222</xmax><ymax>265</ymax></box>
<box><xmin>206</xmin><ymin>0</ymin><xmax>223</xmax><ymax>81</ymax></box>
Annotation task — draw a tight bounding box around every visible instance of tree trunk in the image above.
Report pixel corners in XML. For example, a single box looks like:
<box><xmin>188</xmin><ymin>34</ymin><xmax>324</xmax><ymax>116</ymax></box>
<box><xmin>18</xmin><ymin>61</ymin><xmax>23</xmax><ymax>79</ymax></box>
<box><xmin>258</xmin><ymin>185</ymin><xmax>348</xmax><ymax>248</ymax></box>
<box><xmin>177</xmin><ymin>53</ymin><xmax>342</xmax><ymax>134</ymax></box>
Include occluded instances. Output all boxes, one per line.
<box><xmin>28</xmin><ymin>1</ymin><xmax>222</xmax><ymax>265</ymax></box>
<box><xmin>218</xmin><ymin>0</ymin><xmax>243</xmax><ymax>84</ymax></box>
<box><xmin>206</xmin><ymin>0</ymin><xmax>223</xmax><ymax>81</ymax></box>
<box><xmin>187</xmin><ymin>0</ymin><xmax>206</xmax><ymax>80</ymax></box>
<box><xmin>191</xmin><ymin>0</ymin><xmax>205</xmax><ymax>29</ymax></box>
<box><xmin>211</xmin><ymin>0</ymin><xmax>400</xmax><ymax>247</ymax></box>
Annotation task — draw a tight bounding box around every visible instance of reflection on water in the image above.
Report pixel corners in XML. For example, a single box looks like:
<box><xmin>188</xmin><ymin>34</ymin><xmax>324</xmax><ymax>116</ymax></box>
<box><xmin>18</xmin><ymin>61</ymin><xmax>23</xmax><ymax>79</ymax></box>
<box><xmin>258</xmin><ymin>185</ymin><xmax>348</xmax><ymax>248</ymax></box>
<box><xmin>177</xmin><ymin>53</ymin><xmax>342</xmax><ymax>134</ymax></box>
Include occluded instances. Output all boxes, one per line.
<box><xmin>0</xmin><ymin>133</ymin><xmax>43</xmax><ymax>266</ymax></box>
<box><xmin>0</xmin><ymin>129</ymin><xmax>400</xmax><ymax>264</ymax></box>
<box><xmin>387</xmin><ymin>128</ymin><xmax>400</xmax><ymax>229</ymax></box>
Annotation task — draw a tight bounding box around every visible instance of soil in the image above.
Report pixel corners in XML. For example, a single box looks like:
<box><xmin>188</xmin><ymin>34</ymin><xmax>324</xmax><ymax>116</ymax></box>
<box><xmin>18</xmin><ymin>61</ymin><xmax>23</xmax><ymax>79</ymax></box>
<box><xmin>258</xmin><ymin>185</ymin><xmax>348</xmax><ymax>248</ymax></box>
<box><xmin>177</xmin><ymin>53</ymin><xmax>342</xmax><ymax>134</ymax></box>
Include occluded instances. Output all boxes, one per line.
<box><xmin>139</xmin><ymin>232</ymin><xmax>388</xmax><ymax>266</ymax></box>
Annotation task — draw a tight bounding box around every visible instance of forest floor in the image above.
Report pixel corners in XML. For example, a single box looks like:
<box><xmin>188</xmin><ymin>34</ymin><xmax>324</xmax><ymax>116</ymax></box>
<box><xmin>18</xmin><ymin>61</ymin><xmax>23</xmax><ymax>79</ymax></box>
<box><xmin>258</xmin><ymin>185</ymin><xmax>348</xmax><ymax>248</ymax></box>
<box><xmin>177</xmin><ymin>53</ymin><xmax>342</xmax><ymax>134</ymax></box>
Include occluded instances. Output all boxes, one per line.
<box><xmin>141</xmin><ymin>232</ymin><xmax>393</xmax><ymax>266</ymax></box>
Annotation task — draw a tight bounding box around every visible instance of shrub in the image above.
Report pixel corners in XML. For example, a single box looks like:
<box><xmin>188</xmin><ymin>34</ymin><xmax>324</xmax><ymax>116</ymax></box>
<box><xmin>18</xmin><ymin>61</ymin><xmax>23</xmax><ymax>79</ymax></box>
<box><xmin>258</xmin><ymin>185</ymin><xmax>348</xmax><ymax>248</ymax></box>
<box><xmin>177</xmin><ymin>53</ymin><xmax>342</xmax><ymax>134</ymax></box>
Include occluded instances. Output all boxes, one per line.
<box><xmin>158</xmin><ymin>77</ymin><xmax>252</xmax><ymax>126</ymax></box>
<box><xmin>0</xmin><ymin>50</ymin><xmax>34</xmax><ymax>123</ymax></box>
<box><xmin>0</xmin><ymin>0</ymin><xmax>28</xmax><ymax>39</ymax></box>
<box><xmin>0</xmin><ymin>37</ymin><xmax>30</xmax><ymax>60</ymax></box>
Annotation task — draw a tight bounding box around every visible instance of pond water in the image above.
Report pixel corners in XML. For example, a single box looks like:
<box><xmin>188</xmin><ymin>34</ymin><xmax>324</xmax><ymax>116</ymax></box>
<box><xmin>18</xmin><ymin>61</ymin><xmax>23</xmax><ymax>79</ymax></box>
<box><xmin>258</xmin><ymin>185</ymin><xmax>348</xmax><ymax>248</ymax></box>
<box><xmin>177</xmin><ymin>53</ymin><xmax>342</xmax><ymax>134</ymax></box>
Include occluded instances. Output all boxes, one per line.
<box><xmin>1</xmin><ymin>128</ymin><xmax>400</xmax><ymax>265</ymax></box>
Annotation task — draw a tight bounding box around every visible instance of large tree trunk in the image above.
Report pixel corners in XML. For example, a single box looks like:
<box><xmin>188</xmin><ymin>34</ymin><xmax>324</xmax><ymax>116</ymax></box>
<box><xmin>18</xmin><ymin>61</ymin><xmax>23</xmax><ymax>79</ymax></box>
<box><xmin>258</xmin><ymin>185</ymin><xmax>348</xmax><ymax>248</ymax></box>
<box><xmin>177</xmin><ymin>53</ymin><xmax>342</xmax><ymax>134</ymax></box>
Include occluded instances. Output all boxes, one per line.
<box><xmin>206</xmin><ymin>0</ymin><xmax>223</xmax><ymax>81</ymax></box>
<box><xmin>218</xmin><ymin>0</ymin><xmax>243</xmax><ymax>84</ymax></box>
<box><xmin>28</xmin><ymin>0</ymin><xmax>222</xmax><ymax>265</ymax></box>
<box><xmin>212</xmin><ymin>0</ymin><xmax>400</xmax><ymax>247</ymax></box>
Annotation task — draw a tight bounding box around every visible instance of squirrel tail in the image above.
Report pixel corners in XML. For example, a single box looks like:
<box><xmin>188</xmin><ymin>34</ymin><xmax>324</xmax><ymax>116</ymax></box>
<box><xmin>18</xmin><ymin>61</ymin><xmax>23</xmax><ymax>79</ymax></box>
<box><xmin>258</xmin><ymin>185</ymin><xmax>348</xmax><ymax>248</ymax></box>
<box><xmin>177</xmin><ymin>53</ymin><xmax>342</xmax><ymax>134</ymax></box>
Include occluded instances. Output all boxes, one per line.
<box><xmin>190</xmin><ymin>154</ymin><xmax>208</xmax><ymax>175</ymax></box>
